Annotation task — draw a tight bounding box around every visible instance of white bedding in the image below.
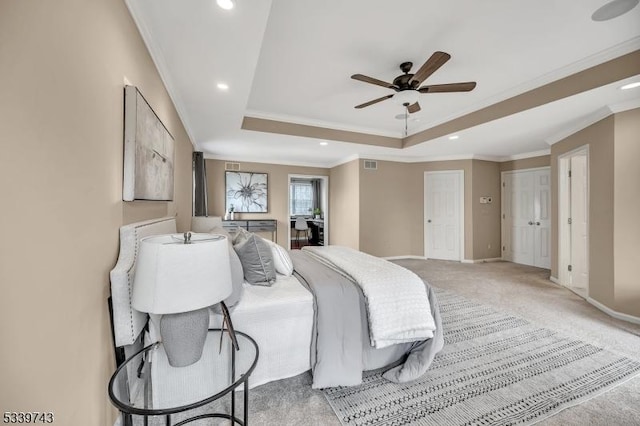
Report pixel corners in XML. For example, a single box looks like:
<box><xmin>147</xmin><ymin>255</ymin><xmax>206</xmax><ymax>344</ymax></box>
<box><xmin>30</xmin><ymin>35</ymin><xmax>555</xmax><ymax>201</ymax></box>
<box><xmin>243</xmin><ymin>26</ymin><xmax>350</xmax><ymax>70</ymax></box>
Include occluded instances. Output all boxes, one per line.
<box><xmin>148</xmin><ymin>274</ymin><xmax>313</xmax><ymax>405</ymax></box>
<box><xmin>302</xmin><ymin>246</ymin><xmax>435</xmax><ymax>348</ymax></box>
<box><xmin>209</xmin><ymin>274</ymin><xmax>314</xmax><ymax>388</ymax></box>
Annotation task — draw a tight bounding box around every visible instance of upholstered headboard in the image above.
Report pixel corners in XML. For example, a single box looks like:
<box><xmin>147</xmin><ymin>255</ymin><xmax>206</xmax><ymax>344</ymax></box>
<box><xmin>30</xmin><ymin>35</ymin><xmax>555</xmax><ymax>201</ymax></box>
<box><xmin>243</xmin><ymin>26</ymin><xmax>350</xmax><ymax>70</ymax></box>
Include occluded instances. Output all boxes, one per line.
<box><xmin>110</xmin><ymin>216</ymin><xmax>177</xmax><ymax>348</ymax></box>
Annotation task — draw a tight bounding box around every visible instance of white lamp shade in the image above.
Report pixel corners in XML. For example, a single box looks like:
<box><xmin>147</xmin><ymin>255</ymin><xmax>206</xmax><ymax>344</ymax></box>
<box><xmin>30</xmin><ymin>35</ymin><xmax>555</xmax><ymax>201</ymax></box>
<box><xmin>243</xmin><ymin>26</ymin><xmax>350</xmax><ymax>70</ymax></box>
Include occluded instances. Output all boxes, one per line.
<box><xmin>132</xmin><ymin>233</ymin><xmax>232</xmax><ymax>314</ymax></box>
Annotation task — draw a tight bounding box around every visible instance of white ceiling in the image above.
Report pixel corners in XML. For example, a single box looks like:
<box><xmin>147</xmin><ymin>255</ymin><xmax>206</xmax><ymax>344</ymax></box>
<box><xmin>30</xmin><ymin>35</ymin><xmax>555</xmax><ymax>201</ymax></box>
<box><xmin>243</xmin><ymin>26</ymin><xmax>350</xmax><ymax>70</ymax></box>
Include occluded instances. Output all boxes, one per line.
<box><xmin>126</xmin><ymin>0</ymin><xmax>640</xmax><ymax>167</ymax></box>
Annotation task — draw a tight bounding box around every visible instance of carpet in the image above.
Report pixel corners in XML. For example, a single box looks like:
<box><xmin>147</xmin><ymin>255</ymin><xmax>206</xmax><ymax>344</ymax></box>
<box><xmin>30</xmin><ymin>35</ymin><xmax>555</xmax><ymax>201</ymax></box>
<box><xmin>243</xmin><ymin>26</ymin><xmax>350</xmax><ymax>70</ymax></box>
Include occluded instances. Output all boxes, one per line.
<box><xmin>323</xmin><ymin>288</ymin><xmax>640</xmax><ymax>426</ymax></box>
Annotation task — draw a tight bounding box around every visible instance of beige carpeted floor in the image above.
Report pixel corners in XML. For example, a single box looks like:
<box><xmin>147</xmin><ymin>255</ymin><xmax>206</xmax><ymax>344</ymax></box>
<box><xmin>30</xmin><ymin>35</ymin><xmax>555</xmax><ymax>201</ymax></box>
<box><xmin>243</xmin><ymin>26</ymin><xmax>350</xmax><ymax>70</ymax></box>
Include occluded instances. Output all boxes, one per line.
<box><xmin>187</xmin><ymin>260</ymin><xmax>640</xmax><ymax>425</ymax></box>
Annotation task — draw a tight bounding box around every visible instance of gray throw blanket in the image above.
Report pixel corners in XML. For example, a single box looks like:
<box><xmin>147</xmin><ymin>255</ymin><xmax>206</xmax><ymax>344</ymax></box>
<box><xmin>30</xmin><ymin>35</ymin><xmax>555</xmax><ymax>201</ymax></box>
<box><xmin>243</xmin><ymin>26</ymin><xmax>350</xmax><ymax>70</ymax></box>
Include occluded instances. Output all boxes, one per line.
<box><xmin>290</xmin><ymin>250</ymin><xmax>443</xmax><ymax>388</ymax></box>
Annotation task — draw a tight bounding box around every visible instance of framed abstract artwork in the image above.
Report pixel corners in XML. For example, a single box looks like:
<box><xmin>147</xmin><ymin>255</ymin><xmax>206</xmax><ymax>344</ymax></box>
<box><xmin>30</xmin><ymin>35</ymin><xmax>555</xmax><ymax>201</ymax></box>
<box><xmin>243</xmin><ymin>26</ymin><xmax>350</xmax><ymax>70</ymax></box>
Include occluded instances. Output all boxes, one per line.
<box><xmin>122</xmin><ymin>85</ymin><xmax>175</xmax><ymax>201</ymax></box>
<box><xmin>225</xmin><ymin>171</ymin><xmax>268</xmax><ymax>213</ymax></box>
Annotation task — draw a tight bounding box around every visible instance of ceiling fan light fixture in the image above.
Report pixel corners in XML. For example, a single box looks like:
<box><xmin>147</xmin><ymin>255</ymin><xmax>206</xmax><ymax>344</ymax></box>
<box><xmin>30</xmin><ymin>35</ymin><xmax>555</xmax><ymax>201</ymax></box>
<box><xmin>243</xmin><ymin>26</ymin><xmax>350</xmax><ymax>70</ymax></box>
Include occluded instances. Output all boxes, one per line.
<box><xmin>392</xmin><ymin>90</ymin><xmax>419</xmax><ymax>106</ymax></box>
<box><xmin>216</xmin><ymin>0</ymin><xmax>235</xmax><ymax>10</ymax></box>
<box><xmin>591</xmin><ymin>0</ymin><xmax>639</xmax><ymax>21</ymax></box>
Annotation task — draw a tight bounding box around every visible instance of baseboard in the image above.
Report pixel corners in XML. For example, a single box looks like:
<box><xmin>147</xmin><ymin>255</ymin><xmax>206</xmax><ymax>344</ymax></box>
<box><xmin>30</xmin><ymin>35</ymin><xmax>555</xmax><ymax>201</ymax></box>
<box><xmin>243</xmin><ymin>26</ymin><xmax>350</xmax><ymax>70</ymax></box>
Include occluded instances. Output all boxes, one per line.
<box><xmin>587</xmin><ymin>297</ymin><xmax>640</xmax><ymax>326</ymax></box>
<box><xmin>461</xmin><ymin>257</ymin><xmax>503</xmax><ymax>264</ymax></box>
<box><xmin>549</xmin><ymin>276</ymin><xmax>560</xmax><ymax>285</ymax></box>
<box><xmin>383</xmin><ymin>255</ymin><xmax>427</xmax><ymax>260</ymax></box>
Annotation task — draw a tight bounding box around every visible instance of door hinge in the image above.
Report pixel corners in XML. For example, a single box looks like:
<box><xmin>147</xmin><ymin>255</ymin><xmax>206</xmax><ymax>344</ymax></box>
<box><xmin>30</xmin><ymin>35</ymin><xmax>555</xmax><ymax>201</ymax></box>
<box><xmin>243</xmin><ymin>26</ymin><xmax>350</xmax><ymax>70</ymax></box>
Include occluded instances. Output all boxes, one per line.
<box><xmin>502</xmin><ymin>213</ymin><xmax>505</xmax><ymax>219</ymax></box>
<box><xmin>568</xmin><ymin>218</ymin><xmax>572</xmax><ymax>224</ymax></box>
<box><xmin>502</xmin><ymin>246</ymin><xmax>505</xmax><ymax>251</ymax></box>
<box><xmin>568</xmin><ymin>170</ymin><xmax>572</xmax><ymax>178</ymax></box>
<box><xmin>568</xmin><ymin>265</ymin><xmax>572</xmax><ymax>271</ymax></box>
<box><xmin>502</xmin><ymin>182</ymin><xmax>505</xmax><ymax>187</ymax></box>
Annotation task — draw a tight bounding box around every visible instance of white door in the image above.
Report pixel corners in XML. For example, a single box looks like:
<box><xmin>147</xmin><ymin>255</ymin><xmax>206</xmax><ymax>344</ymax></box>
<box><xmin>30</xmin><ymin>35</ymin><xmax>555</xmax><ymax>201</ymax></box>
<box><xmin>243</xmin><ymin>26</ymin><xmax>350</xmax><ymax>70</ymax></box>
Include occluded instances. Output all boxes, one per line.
<box><xmin>425</xmin><ymin>171</ymin><xmax>463</xmax><ymax>261</ymax></box>
<box><xmin>508</xmin><ymin>172</ymin><xmax>536</xmax><ymax>265</ymax></box>
<box><xmin>501</xmin><ymin>168</ymin><xmax>550</xmax><ymax>268</ymax></box>
<box><xmin>569</xmin><ymin>154</ymin><xmax>589</xmax><ymax>293</ymax></box>
<box><xmin>533</xmin><ymin>170</ymin><xmax>551</xmax><ymax>269</ymax></box>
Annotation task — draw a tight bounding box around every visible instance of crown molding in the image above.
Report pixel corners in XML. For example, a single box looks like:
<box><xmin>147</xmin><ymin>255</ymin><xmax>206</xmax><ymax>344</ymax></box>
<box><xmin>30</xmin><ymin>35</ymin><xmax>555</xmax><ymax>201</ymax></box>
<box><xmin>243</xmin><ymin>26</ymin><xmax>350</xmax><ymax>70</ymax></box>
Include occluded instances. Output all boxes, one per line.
<box><xmin>501</xmin><ymin>149</ymin><xmax>551</xmax><ymax>161</ymax></box>
<box><xmin>203</xmin><ymin>153</ymin><xmax>334</xmax><ymax>169</ymax></box>
<box><xmin>124</xmin><ymin>0</ymin><xmax>198</xmax><ymax>149</ymax></box>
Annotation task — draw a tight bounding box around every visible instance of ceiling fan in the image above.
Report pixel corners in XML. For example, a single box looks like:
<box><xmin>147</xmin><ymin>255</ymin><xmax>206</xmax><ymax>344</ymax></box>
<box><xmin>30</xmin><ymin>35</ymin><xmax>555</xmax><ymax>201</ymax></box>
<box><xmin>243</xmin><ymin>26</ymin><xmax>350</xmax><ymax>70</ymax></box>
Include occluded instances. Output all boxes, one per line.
<box><xmin>351</xmin><ymin>51</ymin><xmax>476</xmax><ymax>114</ymax></box>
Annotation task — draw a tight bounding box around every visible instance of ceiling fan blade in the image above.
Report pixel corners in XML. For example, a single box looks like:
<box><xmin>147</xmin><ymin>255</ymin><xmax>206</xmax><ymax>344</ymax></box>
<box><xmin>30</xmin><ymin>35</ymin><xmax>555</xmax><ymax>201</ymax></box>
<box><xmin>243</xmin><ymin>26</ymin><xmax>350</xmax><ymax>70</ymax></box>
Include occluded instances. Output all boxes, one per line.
<box><xmin>409</xmin><ymin>51</ymin><xmax>451</xmax><ymax>85</ymax></box>
<box><xmin>354</xmin><ymin>94</ymin><xmax>394</xmax><ymax>109</ymax></box>
<box><xmin>407</xmin><ymin>102</ymin><xmax>421</xmax><ymax>114</ymax></box>
<box><xmin>419</xmin><ymin>82</ymin><xmax>477</xmax><ymax>93</ymax></box>
<box><xmin>351</xmin><ymin>74</ymin><xmax>398</xmax><ymax>90</ymax></box>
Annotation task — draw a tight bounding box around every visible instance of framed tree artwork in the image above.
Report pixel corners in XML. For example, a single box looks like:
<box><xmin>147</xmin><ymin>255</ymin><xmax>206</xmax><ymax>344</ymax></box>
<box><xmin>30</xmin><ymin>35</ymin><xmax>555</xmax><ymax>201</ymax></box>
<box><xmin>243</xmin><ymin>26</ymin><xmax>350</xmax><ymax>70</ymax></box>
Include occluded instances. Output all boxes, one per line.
<box><xmin>225</xmin><ymin>171</ymin><xmax>268</xmax><ymax>213</ymax></box>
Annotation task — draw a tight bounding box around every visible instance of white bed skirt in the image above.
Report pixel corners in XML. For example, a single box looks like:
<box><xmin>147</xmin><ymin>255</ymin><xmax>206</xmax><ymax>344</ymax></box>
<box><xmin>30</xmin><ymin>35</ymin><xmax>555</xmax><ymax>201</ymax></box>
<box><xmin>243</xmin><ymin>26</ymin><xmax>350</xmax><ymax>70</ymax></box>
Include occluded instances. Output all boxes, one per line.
<box><xmin>148</xmin><ymin>274</ymin><xmax>314</xmax><ymax>407</ymax></box>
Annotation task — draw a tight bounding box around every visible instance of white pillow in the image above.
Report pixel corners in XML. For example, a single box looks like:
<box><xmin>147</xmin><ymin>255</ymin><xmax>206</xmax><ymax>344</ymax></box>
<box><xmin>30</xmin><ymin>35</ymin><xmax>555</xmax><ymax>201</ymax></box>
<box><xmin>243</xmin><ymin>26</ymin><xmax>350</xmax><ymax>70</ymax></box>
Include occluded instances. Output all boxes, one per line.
<box><xmin>265</xmin><ymin>239</ymin><xmax>294</xmax><ymax>276</ymax></box>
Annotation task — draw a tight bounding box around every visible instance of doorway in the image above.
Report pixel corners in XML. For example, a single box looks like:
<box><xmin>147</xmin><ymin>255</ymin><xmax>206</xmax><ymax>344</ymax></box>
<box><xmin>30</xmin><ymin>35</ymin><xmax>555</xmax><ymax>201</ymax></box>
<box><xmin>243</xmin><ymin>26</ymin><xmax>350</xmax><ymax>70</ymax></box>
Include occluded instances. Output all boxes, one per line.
<box><xmin>287</xmin><ymin>174</ymin><xmax>329</xmax><ymax>250</ymax></box>
<box><xmin>559</xmin><ymin>146</ymin><xmax>589</xmax><ymax>298</ymax></box>
<box><xmin>424</xmin><ymin>170</ymin><xmax>464</xmax><ymax>261</ymax></box>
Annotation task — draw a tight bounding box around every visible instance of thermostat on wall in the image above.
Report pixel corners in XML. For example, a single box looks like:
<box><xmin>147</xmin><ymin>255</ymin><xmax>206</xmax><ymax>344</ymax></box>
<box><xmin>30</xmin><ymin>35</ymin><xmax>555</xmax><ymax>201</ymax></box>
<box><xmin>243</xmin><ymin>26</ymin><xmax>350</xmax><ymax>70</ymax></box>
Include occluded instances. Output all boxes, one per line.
<box><xmin>480</xmin><ymin>196</ymin><xmax>492</xmax><ymax>204</ymax></box>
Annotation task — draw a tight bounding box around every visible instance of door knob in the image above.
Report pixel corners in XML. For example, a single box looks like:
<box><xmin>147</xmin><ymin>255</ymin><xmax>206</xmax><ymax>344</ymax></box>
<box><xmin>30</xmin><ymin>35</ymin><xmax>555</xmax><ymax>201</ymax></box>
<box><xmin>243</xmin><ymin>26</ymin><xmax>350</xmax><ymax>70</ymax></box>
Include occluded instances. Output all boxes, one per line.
<box><xmin>427</xmin><ymin>219</ymin><xmax>432</xmax><ymax>223</ymax></box>
<box><xmin>528</xmin><ymin>221</ymin><xmax>533</xmax><ymax>225</ymax></box>
<box><xmin>536</xmin><ymin>222</ymin><xmax>540</xmax><ymax>226</ymax></box>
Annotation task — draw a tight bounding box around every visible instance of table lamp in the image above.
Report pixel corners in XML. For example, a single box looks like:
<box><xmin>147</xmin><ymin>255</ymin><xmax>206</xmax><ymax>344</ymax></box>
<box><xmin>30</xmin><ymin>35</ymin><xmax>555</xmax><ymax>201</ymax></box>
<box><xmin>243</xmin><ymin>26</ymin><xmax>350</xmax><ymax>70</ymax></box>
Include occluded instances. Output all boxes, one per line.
<box><xmin>132</xmin><ymin>232</ymin><xmax>232</xmax><ymax>367</ymax></box>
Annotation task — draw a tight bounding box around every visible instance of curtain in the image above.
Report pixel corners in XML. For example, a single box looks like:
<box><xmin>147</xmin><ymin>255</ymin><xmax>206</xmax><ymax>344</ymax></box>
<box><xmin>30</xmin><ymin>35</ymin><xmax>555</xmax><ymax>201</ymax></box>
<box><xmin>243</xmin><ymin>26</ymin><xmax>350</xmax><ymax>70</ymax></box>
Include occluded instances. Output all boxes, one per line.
<box><xmin>312</xmin><ymin>179</ymin><xmax>321</xmax><ymax>213</ymax></box>
<box><xmin>192</xmin><ymin>152</ymin><xmax>208</xmax><ymax>216</ymax></box>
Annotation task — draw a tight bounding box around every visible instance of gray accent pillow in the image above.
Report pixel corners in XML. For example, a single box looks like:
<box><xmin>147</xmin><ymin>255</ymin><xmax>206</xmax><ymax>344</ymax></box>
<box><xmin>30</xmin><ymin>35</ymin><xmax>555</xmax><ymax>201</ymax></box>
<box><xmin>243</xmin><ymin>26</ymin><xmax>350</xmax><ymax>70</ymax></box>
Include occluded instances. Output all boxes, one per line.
<box><xmin>234</xmin><ymin>234</ymin><xmax>277</xmax><ymax>286</ymax></box>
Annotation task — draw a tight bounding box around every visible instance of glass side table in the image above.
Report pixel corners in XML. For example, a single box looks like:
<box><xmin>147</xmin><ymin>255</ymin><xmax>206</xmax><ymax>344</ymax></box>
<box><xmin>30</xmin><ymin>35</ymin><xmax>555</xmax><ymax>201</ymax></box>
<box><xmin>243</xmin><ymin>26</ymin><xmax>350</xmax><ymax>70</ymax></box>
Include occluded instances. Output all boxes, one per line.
<box><xmin>109</xmin><ymin>329</ymin><xmax>258</xmax><ymax>426</ymax></box>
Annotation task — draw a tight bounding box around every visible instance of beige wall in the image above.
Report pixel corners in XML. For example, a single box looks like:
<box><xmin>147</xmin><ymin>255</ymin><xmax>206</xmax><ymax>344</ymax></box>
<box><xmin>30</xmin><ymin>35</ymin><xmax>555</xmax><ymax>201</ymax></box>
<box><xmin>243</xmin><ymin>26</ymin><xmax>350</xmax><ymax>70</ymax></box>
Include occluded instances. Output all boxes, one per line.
<box><xmin>551</xmin><ymin>116</ymin><xmax>615</xmax><ymax>309</ymax></box>
<box><xmin>472</xmin><ymin>161</ymin><xmax>502</xmax><ymax>259</ymax></box>
<box><xmin>0</xmin><ymin>1</ymin><xmax>193</xmax><ymax>424</ymax></box>
<box><xmin>329</xmin><ymin>160</ymin><xmax>360</xmax><ymax>249</ymax></box>
<box><xmin>613</xmin><ymin>109</ymin><xmax>640</xmax><ymax>317</ymax></box>
<box><xmin>500</xmin><ymin>155</ymin><xmax>550</xmax><ymax>172</ymax></box>
<box><xmin>359</xmin><ymin>160</ymin><xmax>421</xmax><ymax>256</ymax></box>
<box><xmin>206</xmin><ymin>159</ymin><xmax>328</xmax><ymax>245</ymax></box>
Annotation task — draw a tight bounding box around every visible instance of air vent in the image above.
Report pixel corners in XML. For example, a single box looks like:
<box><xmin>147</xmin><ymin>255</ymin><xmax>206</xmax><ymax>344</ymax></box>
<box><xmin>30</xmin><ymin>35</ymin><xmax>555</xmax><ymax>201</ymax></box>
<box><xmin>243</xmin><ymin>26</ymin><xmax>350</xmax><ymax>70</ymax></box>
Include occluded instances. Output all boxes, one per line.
<box><xmin>363</xmin><ymin>160</ymin><xmax>377</xmax><ymax>170</ymax></box>
<box><xmin>225</xmin><ymin>162</ymin><xmax>240</xmax><ymax>171</ymax></box>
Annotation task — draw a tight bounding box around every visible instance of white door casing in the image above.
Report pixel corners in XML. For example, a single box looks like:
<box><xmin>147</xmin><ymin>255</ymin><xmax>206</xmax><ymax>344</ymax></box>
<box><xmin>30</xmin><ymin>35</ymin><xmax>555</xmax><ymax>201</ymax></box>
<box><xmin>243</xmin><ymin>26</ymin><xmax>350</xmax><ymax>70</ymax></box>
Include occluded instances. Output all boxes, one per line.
<box><xmin>424</xmin><ymin>171</ymin><xmax>464</xmax><ymax>261</ymax></box>
<box><xmin>559</xmin><ymin>147</ymin><xmax>589</xmax><ymax>297</ymax></box>
<box><xmin>570</xmin><ymin>155</ymin><xmax>589</xmax><ymax>291</ymax></box>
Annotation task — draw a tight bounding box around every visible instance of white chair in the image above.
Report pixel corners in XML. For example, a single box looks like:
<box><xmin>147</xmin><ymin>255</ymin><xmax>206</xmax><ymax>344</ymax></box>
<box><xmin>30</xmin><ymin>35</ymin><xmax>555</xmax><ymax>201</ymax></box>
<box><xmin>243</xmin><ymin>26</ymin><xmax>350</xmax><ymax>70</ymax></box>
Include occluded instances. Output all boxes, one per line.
<box><xmin>294</xmin><ymin>217</ymin><xmax>310</xmax><ymax>248</ymax></box>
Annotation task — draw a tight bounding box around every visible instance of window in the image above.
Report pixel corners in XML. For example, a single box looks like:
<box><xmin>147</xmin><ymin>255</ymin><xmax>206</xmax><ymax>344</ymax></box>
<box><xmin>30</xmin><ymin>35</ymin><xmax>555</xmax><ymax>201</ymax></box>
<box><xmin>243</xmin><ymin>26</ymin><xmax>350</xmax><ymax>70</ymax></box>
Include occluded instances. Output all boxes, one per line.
<box><xmin>290</xmin><ymin>181</ymin><xmax>313</xmax><ymax>216</ymax></box>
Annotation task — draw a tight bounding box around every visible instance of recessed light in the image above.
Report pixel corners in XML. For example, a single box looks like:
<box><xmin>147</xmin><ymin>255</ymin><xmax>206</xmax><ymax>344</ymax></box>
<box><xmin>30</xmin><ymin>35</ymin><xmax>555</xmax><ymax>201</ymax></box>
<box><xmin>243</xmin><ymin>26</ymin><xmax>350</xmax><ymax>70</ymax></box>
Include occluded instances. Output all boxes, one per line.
<box><xmin>319</xmin><ymin>142</ymin><xmax>329</xmax><ymax>146</ymax></box>
<box><xmin>448</xmin><ymin>135</ymin><xmax>459</xmax><ymax>140</ymax></box>
<box><xmin>217</xmin><ymin>82</ymin><xmax>229</xmax><ymax>90</ymax></box>
<box><xmin>620</xmin><ymin>82</ymin><xmax>640</xmax><ymax>90</ymax></box>
<box><xmin>216</xmin><ymin>0</ymin><xmax>234</xmax><ymax>10</ymax></box>
<box><xmin>591</xmin><ymin>0</ymin><xmax>639</xmax><ymax>21</ymax></box>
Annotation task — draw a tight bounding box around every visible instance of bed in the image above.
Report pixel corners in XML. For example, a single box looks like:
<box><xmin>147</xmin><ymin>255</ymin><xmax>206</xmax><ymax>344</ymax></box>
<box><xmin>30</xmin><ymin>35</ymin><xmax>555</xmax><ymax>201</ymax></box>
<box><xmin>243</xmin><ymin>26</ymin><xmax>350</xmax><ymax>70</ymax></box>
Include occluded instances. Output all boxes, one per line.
<box><xmin>109</xmin><ymin>216</ymin><xmax>442</xmax><ymax>407</ymax></box>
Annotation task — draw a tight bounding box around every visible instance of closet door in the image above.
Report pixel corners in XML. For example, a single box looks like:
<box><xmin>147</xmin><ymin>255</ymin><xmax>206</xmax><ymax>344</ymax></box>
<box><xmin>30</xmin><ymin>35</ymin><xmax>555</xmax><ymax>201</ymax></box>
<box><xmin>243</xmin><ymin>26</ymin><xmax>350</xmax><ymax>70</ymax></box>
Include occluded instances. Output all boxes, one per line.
<box><xmin>533</xmin><ymin>170</ymin><xmax>551</xmax><ymax>269</ymax></box>
<box><xmin>502</xmin><ymin>168</ymin><xmax>550</xmax><ymax>269</ymax></box>
<box><xmin>506</xmin><ymin>172</ymin><xmax>535</xmax><ymax>266</ymax></box>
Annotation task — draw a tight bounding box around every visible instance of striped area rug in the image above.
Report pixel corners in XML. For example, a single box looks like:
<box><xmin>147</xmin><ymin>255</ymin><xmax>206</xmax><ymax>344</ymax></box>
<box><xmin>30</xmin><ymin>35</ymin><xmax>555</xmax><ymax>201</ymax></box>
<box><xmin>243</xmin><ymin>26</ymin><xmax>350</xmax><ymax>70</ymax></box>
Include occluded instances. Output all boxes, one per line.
<box><xmin>323</xmin><ymin>288</ymin><xmax>640</xmax><ymax>426</ymax></box>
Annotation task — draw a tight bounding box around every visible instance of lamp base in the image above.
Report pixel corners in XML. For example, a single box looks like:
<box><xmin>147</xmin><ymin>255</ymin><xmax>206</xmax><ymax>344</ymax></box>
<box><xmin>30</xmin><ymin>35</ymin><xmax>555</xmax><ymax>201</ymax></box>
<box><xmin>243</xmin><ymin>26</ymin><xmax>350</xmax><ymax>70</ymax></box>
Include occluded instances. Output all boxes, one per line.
<box><xmin>160</xmin><ymin>308</ymin><xmax>210</xmax><ymax>367</ymax></box>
